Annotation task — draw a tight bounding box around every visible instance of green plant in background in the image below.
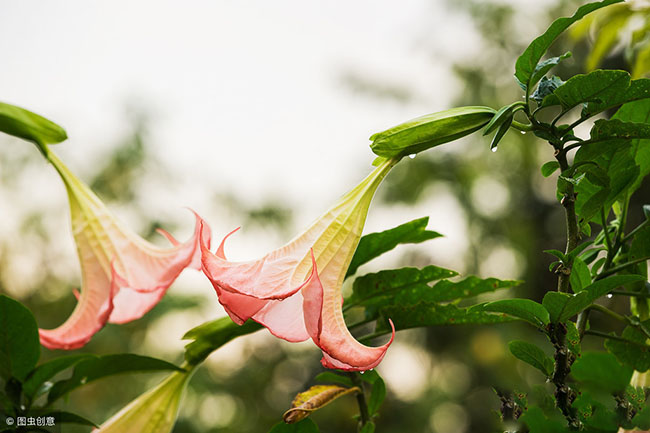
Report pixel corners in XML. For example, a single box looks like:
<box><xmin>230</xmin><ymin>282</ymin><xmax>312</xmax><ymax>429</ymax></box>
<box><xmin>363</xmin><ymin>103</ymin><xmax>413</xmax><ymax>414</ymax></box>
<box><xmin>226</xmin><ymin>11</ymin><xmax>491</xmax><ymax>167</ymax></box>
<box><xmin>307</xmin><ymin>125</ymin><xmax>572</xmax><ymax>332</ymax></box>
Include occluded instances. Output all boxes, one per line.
<box><xmin>1</xmin><ymin>0</ymin><xmax>650</xmax><ymax>432</ymax></box>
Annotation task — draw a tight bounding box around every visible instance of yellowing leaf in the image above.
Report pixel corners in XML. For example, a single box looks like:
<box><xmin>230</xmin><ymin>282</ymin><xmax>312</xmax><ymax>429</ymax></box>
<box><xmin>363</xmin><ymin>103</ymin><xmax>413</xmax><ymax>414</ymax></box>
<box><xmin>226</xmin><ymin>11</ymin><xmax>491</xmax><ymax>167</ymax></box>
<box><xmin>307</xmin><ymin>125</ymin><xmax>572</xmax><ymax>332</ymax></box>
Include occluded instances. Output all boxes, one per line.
<box><xmin>283</xmin><ymin>385</ymin><xmax>360</xmax><ymax>424</ymax></box>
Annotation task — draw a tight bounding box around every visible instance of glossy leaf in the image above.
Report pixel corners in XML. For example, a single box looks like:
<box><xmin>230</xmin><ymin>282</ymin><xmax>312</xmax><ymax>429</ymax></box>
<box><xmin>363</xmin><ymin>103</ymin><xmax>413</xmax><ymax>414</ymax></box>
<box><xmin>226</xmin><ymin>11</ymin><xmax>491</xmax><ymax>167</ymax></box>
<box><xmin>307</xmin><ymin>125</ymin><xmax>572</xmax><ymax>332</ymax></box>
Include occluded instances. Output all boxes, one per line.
<box><xmin>569</xmin><ymin>257</ymin><xmax>591</xmax><ymax>293</ymax></box>
<box><xmin>43</xmin><ymin>411</ymin><xmax>98</xmax><ymax>427</ymax></box>
<box><xmin>541</xmin><ymin>70</ymin><xmax>650</xmax><ymax>117</ymax></box>
<box><xmin>313</xmin><ymin>372</ymin><xmax>354</xmax><ymax>387</ymax></box>
<box><xmin>369</xmin><ymin>106</ymin><xmax>495</xmax><ymax>158</ymax></box>
<box><xmin>605</xmin><ymin>321</ymin><xmax>650</xmax><ymax>372</ymax></box>
<box><xmin>590</xmin><ymin>119</ymin><xmax>650</xmax><ymax>142</ymax></box>
<box><xmin>0</xmin><ymin>101</ymin><xmax>67</xmax><ymax>148</ymax></box>
<box><xmin>22</xmin><ymin>354</ymin><xmax>94</xmax><ymax>400</ymax></box>
<box><xmin>182</xmin><ymin>317</ymin><xmax>263</xmax><ymax>366</ymax></box>
<box><xmin>584</xmin><ymin>275</ymin><xmax>646</xmax><ymax>300</ymax></box>
<box><xmin>47</xmin><ymin>354</ymin><xmax>182</xmax><ymax>403</ymax></box>
<box><xmin>376</xmin><ymin>302</ymin><xmax>514</xmax><ymax>333</ymax></box>
<box><xmin>542</xmin><ymin>291</ymin><xmax>590</xmax><ymax>323</ymax></box>
<box><xmin>529</xmin><ymin>53</ymin><xmax>572</xmax><ymax>94</ymax></box>
<box><xmin>348</xmin><ymin>267</ymin><xmax>515</xmax><ymax>317</ymax></box>
<box><xmin>540</xmin><ymin>161</ymin><xmax>560</xmax><ymax>177</ymax></box>
<box><xmin>367</xmin><ymin>374</ymin><xmax>386</xmax><ymax>417</ymax></box>
<box><xmin>508</xmin><ymin>340</ymin><xmax>554</xmax><ymax>377</ymax></box>
<box><xmin>346</xmin><ymin>217</ymin><xmax>442</xmax><ymax>278</ymax></box>
<box><xmin>0</xmin><ymin>295</ymin><xmax>40</xmax><ymax>382</ymax></box>
<box><xmin>514</xmin><ymin>0</ymin><xmax>621</xmax><ymax>89</ymax></box>
<box><xmin>571</xmin><ymin>351</ymin><xmax>633</xmax><ymax>393</ymax></box>
<box><xmin>476</xmin><ymin>298</ymin><xmax>550</xmax><ymax>328</ymax></box>
<box><xmin>283</xmin><ymin>385</ymin><xmax>359</xmax><ymax>424</ymax></box>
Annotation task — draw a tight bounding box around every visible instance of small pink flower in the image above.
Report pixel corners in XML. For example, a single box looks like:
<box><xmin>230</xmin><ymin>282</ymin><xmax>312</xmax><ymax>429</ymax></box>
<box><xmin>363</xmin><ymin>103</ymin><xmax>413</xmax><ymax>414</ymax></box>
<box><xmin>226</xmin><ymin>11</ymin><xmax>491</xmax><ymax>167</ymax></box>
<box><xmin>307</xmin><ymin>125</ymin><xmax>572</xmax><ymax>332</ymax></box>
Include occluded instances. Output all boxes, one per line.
<box><xmin>39</xmin><ymin>150</ymin><xmax>211</xmax><ymax>350</ymax></box>
<box><xmin>202</xmin><ymin>157</ymin><xmax>397</xmax><ymax>371</ymax></box>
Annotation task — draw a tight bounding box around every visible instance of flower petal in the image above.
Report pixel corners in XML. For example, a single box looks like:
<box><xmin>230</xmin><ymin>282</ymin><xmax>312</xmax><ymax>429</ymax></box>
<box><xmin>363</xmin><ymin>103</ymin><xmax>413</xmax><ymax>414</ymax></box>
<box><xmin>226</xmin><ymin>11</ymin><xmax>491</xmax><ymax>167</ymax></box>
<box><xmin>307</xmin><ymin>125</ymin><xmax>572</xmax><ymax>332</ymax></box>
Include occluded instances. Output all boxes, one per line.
<box><xmin>201</xmin><ymin>223</ymin><xmax>311</xmax><ymax>342</ymax></box>
<box><xmin>201</xmin><ymin>158</ymin><xmax>398</xmax><ymax>367</ymax></box>
<box><xmin>39</xmin><ymin>266</ymin><xmax>120</xmax><ymax>350</ymax></box>
<box><xmin>39</xmin><ymin>151</ymin><xmax>211</xmax><ymax>348</ymax></box>
<box><xmin>303</xmin><ymin>254</ymin><xmax>394</xmax><ymax>371</ymax></box>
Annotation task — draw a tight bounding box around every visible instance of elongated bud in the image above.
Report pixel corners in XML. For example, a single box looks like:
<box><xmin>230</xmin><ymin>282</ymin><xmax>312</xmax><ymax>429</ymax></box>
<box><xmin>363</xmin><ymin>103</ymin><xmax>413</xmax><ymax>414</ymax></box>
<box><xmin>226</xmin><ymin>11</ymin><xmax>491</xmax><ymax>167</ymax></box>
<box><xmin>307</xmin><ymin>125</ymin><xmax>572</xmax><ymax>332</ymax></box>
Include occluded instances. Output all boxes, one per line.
<box><xmin>369</xmin><ymin>106</ymin><xmax>496</xmax><ymax>158</ymax></box>
<box><xmin>0</xmin><ymin>101</ymin><xmax>67</xmax><ymax>156</ymax></box>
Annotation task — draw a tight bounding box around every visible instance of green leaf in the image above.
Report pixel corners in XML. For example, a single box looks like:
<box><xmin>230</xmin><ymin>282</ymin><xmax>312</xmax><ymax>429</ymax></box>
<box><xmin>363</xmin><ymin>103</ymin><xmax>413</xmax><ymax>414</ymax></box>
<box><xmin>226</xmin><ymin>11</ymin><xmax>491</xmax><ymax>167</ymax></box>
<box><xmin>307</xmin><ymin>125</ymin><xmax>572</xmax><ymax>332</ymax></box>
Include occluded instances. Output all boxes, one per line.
<box><xmin>508</xmin><ymin>340</ymin><xmax>554</xmax><ymax>376</ymax></box>
<box><xmin>359</xmin><ymin>422</ymin><xmax>375</xmax><ymax>433</ymax></box>
<box><xmin>532</xmin><ymin>75</ymin><xmax>565</xmax><ymax>105</ymax></box>
<box><xmin>47</xmin><ymin>354</ymin><xmax>182</xmax><ymax>403</ymax></box>
<box><xmin>470</xmin><ymin>298</ymin><xmax>549</xmax><ymax>328</ymax></box>
<box><xmin>570</xmin><ymin>258</ymin><xmax>592</xmax><ymax>293</ymax></box>
<box><xmin>483</xmin><ymin>102</ymin><xmax>521</xmax><ymax>135</ymax></box>
<box><xmin>590</xmin><ymin>118</ymin><xmax>650</xmax><ymax>142</ymax></box>
<box><xmin>541</xmin><ymin>70</ymin><xmax>650</xmax><ymax>117</ymax></box>
<box><xmin>376</xmin><ymin>302</ymin><xmax>513</xmax><ymax>333</ymax></box>
<box><xmin>0</xmin><ymin>101</ymin><xmax>67</xmax><ymax>147</ymax></box>
<box><xmin>369</xmin><ymin>106</ymin><xmax>496</xmax><ymax>158</ymax></box>
<box><xmin>571</xmin><ymin>351</ymin><xmax>633</xmax><ymax>393</ymax></box>
<box><xmin>544</xmin><ymin>249</ymin><xmax>567</xmax><ymax>262</ymax></box>
<box><xmin>347</xmin><ymin>267</ymin><xmax>516</xmax><ymax>320</ymax></box>
<box><xmin>489</xmin><ymin>114</ymin><xmax>513</xmax><ymax>151</ymax></box>
<box><xmin>183</xmin><ymin>317</ymin><xmax>263</xmax><ymax>366</ymax></box>
<box><xmin>519</xmin><ymin>406</ymin><xmax>567</xmax><ymax>433</ymax></box>
<box><xmin>541</xmin><ymin>161</ymin><xmax>560</xmax><ymax>177</ymax></box>
<box><xmin>542</xmin><ymin>291</ymin><xmax>590</xmax><ymax>323</ymax></box>
<box><xmin>367</xmin><ymin>375</ymin><xmax>386</xmax><ymax>417</ymax></box>
<box><xmin>43</xmin><ymin>411</ymin><xmax>98</xmax><ymax>427</ymax></box>
<box><xmin>268</xmin><ymin>419</ymin><xmax>320</xmax><ymax>433</ymax></box>
<box><xmin>22</xmin><ymin>354</ymin><xmax>94</xmax><ymax>400</ymax></box>
<box><xmin>346</xmin><ymin>217</ymin><xmax>442</xmax><ymax>278</ymax></box>
<box><xmin>514</xmin><ymin>0</ymin><xmax>622</xmax><ymax>89</ymax></box>
<box><xmin>611</xmin><ymin>98</ymin><xmax>650</xmax><ymax>196</ymax></box>
<box><xmin>605</xmin><ymin>321</ymin><xmax>650</xmax><ymax>372</ymax></box>
<box><xmin>314</xmin><ymin>372</ymin><xmax>354</xmax><ymax>387</ymax></box>
<box><xmin>584</xmin><ymin>275</ymin><xmax>646</xmax><ymax>300</ymax></box>
<box><xmin>0</xmin><ymin>295</ymin><xmax>40</xmax><ymax>382</ymax></box>
<box><xmin>530</xmin><ymin>54</ymin><xmax>572</xmax><ymax>94</ymax></box>
<box><xmin>566</xmin><ymin>321</ymin><xmax>581</xmax><ymax>355</ymax></box>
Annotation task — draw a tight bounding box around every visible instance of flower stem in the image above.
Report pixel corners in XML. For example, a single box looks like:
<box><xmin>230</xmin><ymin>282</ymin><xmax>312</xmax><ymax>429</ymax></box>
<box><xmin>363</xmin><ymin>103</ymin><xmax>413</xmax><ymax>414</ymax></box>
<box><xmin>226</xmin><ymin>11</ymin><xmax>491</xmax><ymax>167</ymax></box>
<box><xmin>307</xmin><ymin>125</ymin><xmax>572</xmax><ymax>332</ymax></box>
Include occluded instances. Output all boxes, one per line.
<box><xmin>349</xmin><ymin>372</ymin><xmax>370</xmax><ymax>431</ymax></box>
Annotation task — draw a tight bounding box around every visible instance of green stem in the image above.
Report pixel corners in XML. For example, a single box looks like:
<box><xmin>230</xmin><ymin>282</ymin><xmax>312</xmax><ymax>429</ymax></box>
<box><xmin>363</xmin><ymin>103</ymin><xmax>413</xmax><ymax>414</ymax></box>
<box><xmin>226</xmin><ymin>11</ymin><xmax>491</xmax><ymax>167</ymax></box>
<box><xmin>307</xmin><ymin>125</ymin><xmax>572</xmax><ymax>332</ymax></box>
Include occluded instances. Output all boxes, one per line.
<box><xmin>556</xmin><ymin>150</ymin><xmax>578</xmax><ymax>293</ymax></box>
<box><xmin>601</xmin><ymin>208</ymin><xmax>613</xmax><ymax>255</ymax></box>
<box><xmin>596</xmin><ymin>256</ymin><xmax>650</xmax><ymax>281</ymax></box>
<box><xmin>588</xmin><ymin>304</ymin><xmax>626</xmax><ymax>323</ymax></box>
<box><xmin>622</xmin><ymin>219</ymin><xmax>650</xmax><ymax>243</ymax></box>
<box><xmin>610</xmin><ymin>289</ymin><xmax>650</xmax><ymax>299</ymax></box>
<box><xmin>511</xmin><ymin>120</ymin><xmax>533</xmax><ymax>132</ymax></box>
<box><xmin>349</xmin><ymin>373</ymin><xmax>370</xmax><ymax>431</ymax></box>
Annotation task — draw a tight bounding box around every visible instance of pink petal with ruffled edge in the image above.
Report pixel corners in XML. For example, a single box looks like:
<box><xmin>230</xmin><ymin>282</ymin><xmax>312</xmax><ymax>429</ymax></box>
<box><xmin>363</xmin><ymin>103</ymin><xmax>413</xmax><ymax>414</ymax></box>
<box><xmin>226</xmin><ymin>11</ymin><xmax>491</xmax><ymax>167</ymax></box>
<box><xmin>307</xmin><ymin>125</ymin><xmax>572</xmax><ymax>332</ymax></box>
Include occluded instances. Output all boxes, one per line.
<box><xmin>108</xmin><ymin>212</ymin><xmax>210</xmax><ymax>324</ymax></box>
<box><xmin>201</xmin><ymin>223</ymin><xmax>311</xmax><ymax>342</ymax></box>
<box><xmin>39</xmin><ymin>151</ymin><xmax>211</xmax><ymax>349</ymax></box>
<box><xmin>39</xmin><ymin>266</ymin><xmax>120</xmax><ymax>350</ymax></box>
<box><xmin>201</xmin><ymin>158</ymin><xmax>397</xmax><ymax>367</ymax></box>
<box><xmin>302</xmin><ymin>254</ymin><xmax>394</xmax><ymax>371</ymax></box>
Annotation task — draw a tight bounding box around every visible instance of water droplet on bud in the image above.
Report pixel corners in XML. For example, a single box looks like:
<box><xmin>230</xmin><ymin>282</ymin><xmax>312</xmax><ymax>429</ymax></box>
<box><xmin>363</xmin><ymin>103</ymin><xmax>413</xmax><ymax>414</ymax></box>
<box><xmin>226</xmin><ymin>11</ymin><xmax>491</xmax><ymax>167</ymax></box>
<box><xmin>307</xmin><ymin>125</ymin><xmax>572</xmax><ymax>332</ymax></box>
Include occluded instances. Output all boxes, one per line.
<box><xmin>491</xmin><ymin>146</ymin><xmax>498</xmax><ymax>153</ymax></box>
<box><xmin>607</xmin><ymin>294</ymin><xmax>613</xmax><ymax>299</ymax></box>
<box><xmin>520</xmin><ymin>131</ymin><xmax>526</xmax><ymax>135</ymax></box>
<box><xmin>408</xmin><ymin>154</ymin><xmax>416</xmax><ymax>159</ymax></box>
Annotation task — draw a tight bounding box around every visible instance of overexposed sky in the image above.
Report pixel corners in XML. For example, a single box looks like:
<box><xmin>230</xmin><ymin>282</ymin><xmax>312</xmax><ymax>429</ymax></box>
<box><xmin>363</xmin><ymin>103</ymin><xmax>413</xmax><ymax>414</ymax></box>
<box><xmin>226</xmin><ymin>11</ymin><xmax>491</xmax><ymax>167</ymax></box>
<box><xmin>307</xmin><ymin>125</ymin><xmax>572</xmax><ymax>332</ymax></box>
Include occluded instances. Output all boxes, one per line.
<box><xmin>0</xmin><ymin>0</ymin><xmax>554</xmax><ymax>285</ymax></box>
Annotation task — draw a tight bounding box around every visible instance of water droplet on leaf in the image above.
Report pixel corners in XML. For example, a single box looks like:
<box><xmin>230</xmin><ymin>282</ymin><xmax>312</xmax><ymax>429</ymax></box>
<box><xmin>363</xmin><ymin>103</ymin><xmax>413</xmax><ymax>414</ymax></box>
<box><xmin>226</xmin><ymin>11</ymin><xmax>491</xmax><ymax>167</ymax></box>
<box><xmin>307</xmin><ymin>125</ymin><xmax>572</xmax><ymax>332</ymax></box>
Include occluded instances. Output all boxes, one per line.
<box><xmin>408</xmin><ymin>154</ymin><xmax>416</xmax><ymax>159</ymax></box>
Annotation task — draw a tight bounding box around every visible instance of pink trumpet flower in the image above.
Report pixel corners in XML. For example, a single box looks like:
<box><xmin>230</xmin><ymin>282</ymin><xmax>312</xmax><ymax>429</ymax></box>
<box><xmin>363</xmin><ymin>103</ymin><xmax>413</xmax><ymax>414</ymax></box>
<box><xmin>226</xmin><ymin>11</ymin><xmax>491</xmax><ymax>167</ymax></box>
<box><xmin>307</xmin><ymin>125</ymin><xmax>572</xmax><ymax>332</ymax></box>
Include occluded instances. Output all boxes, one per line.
<box><xmin>39</xmin><ymin>150</ymin><xmax>211</xmax><ymax>350</ymax></box>
<box><xmin>202</xmin><ymin>157</ymin><xmax>398</xmax><ymax>371</ymax></box>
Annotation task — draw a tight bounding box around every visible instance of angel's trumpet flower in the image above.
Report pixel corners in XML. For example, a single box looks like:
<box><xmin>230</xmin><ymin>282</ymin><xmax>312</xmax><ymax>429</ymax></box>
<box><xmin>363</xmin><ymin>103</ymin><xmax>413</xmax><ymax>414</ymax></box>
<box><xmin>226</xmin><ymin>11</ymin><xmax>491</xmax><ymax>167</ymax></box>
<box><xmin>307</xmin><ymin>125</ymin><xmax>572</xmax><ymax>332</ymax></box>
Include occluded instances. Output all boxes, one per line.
<box><xmin>202</xmin><ymin>157</ymin><xmax>398</xmax><ymax>371</ymax></box>
<box><xmin>39</xmin><ymin>150</ymin><xmax>210</xmax><ymax>350</ymax></box>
